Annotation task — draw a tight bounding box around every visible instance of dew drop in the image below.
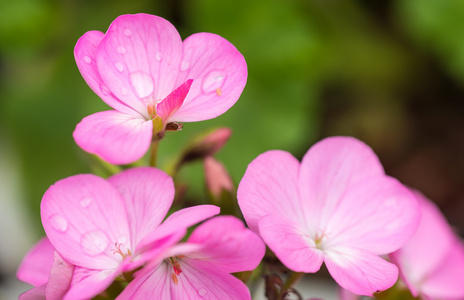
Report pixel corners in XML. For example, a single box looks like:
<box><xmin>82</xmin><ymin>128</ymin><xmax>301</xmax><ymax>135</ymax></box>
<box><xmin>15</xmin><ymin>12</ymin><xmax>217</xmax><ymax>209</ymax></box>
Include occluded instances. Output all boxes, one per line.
<box><xmin>117</xmin><ymin>46</ymin><xmax>127</xmax><ymax>54</ymax></box>
<box><xmin>80</xmin><ymin>197</ymin><xmax>91</xmax><ymax>208</ymax></box>
<box><xmin>201</xmin><ymin>70</ymin><xmax>226</xmax><ymax>94</ymax></box>
<box><xmin>99</xmin><ymin>84</ymin><xmax>111</xmax><ymax>96</ymax></box>
<box><xmin>124</xmin><ymin>28</ymin><xmax>132</xmax><ymax>37</ymax></box>
<box><xmin>155</xmin><ymin>52</ymin><xmax>162</xmax><ymax>62</ymax></box>
<box><xmin>180</xmin><ymin>61</ymin><xmax>190</xmax><ymax>72</ymax></box>
<box><xmin>121</xmin><ymin>87</ymin><xmax>128</xmax><ymax>96</ymax></box>
<box><xmin>114</xmin><ymin>62</ymin><xmax>124</xmax><ymax>73</ymax></box>
<box><xmin>50</xmin><ymin>215</ymin><xmax>68</xmax><ymax>233</ymax></box>
<box><xmin>129</xmin><ymin>71</ymin><xmax>154</xmax><ymax>98</ymax></box>
<box><xmin>83</xmin><ymin>55</ymin><xmax>92</xmax><ymax>64</ymax></box>
<box><xmin>81</xmin><ymin>230</ymin><xmax>109</xmax><ymax>256</ymax></box>
<box><xmin>198</xmin><ymin>289</ymin><xmax>207</xmax><ymax>297</ymax></box>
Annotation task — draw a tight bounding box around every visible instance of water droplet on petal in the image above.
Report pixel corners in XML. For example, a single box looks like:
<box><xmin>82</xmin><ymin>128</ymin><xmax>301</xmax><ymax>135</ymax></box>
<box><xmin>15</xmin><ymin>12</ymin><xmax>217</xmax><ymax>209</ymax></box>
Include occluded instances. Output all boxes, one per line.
<box><xmin>117</xmin><ymin>46</ymin><xmax>127</xmax><ymax>54</ymax></box>
<box><xmin>129</xmin><ymin>71</ymin><xmax>154</xmax><ymax>98</ymax></box>
<box><xmin>198</xmin><ymin>289</ymin><xmax>207</xmax><ymax>297</ymax></box>
<box><xmin>80</xmin><ymin>197</ymin><xmax>92</xmax><ymax>208</ymax></box>
<box><xmin>50</xmin><ymin>215</ymin><xmax>68</xmax><ymax>233</ymax></box>
<box><xmin>114</xmin><ymin>62</ymin><xmax>124</xmax><ymax>73</ymax></box>
<box><xmin>124</xmin><ymin>28</ymin><xmax>132</xmax><ymax>37</ymax></box>
<box><xmin>121</xmin><ymin>87</ymin><xmax>128</xmax><ymax>96</ymax></box>
<box><xmin>180</xmin><ymin>61</ymin><xmax>190</xmax><ymax>72</ymax></box>
<box><xmin>81</xmin><ymin>230</ymin><xmax>109</xmax><ymax>256</ymax></box>
<box><xmin>155</xmin><ymin>52</ymin><xmax>162</xmax><ymax>62</ymax></box>
<box><xmin>100</xmin><ymin>84</ymin><xmax>111</xmax><ymax>96</ymax></box>
<box><xmin>83</xmin><ymin>55</ymin><xmax>92</xmax><ymax>64</ymax></box>
<box><xmin>201</xmin><ymin>70</ymin><xmax>226</xmax><ymax>94</ymax></box>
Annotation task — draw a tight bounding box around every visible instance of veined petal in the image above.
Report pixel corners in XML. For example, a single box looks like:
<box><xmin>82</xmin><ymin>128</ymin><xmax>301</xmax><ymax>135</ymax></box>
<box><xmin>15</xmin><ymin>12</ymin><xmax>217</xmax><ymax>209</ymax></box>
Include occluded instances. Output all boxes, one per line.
<box><xmin>45</xmin><ymin>252</ymin><xmax>74</xmax><ymax>300</ymax></box>
<box><xmin>237</xmin><ymin>150</ymin><xmax>302</xmax><ymax>233</ymax></box>
<box><xmin>74</xmin><ymin>31</ymin><xmax>139</xmax><ymax>116</ymax></box>
<box><xmin>73</xmin><ymin>110</ymin><xmax>153</xmax><ymax>165</ymax></box>
<box><xmin>298</xmin><ymin>137</ymin><xmax>385</xmax><ymax>232</ymax></box>
<box><xmin>96</xmin><ymin>14</ymin><xmax>183</xmax><ymax>117</ymax></box>
<box><xmin>64</xmin><ymin>267</ymin><xmax>121</xmax><ymax>300</ymax></box>
<box><xmin>186</xmin><ymin>216</ymin><xmax>265</xmax><ymax>273</ymax></box>
<box><xmin>326</xmin><ymin>176</ymin><xmax>420</xmax><ymax>255</ymax></box>
<box><xmin>258</xmin><ymin>215</ymin><xmax>324</xmax><ymax>273</ymax></box>
<box><xmin>324</xmin><ymin>248</ymin><xmax>398</xmax><ymax>296</ymax></box>
<box><xmin>171</xmin><ymin>33</ymin><xmax>247</xmax><ymax>122</ymax></box>
<box><xmin>156</xmin><ymin>79</ymin><xmax>192</xmax><ymax>123</ymax></box>
<box><xmin>19</xmin><ymin>285</ymin><xmax>46</xmax><ymax>300</ymax></box>
<box><xmin>108</xmin><ymin>167</ymin><xmax>174</xmax><ymax>248</ymax></box>
<box><xmin>41</xmin><ymin>174</ymin><xmax>131</xmax><ymax>270</ymax></box>
<box><xmin>17</xmin><ymin>237</ymin><xmax>54</xmax><ymax>286</ymax></box>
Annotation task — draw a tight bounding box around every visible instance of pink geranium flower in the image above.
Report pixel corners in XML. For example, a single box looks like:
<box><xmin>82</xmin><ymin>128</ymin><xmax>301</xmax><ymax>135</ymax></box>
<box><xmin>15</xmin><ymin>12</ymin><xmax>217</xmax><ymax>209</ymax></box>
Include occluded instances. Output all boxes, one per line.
<box><xmin>40</xmin><ymin>167</ymin><xmax>219</xmax><ymax>299</ymax></box>
<box><xmin>117</xmin><ymin>216</ymin><xmax>265</xmax><ymax>300</ymax></box>
<box><xmin>237</xmin><ymin>136</ymin><xmax>420</xmax><ymax>296</ymax></box>
<box><xmin>73</xmin><ymin>13</ymin><xmax>247</xmax><ymax>164</ymax></box>
<box><xmin>17</xmin><ymin>237</ymin><xmax>73</xmax><ymax>300</ymax></box>
<box><xmin>390</xmin><ymin>191</ymin><xmax>464</xmax><ymax>300</ymax></box>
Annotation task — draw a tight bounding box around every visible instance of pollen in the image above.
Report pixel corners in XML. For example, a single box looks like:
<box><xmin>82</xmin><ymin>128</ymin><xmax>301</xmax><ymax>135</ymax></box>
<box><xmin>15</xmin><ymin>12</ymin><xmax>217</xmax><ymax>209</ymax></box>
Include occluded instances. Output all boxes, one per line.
<box><xmin>111</xmin><ymin>243</ymin><xmax>132</xmax><ymax>260</ymax></box>
<box><xmin>216</xmin><ymin>88</ymin><xmax>222</xmax><ymax>96</ymax></box>
<box><xmin>171</xmin><ymin>273</ymin><xmax>179</xmax><ymax>285</ymax></box>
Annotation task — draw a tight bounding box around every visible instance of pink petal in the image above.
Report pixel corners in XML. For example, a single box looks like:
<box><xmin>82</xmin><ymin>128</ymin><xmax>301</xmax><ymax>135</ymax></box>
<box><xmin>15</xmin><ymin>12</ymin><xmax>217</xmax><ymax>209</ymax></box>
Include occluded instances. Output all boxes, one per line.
<box><xmin>171</xmin><ymin>32</ymin><xmax>247</xmax><ymax>122</ymax></box>
<box><xmin>64</xmin><ymin>267</ymin><xmax>121</xmax><ymax>300</ymax></box>
<box><xmin>298</xmin><ymin>136</ymin><xmax>385</xmax><ymax>233</ymax></box>
<box><xmin>17</xmin><ymin>237</ymin><xmax>54</xmax><ymax>286</ymax></box>
<box><xmin>156</xmin><ymin>79</ymin><xmax>193</xmax><ymax>123</ymax></box>
<box><xmin>118</xmin><ymin>259</ymin><xmax>251</xmax><ymax>300</ymax></box>
<box><xmin>41</xmin><ymin>174</ymin><xmax>131</xmax><ymax>270</ymax></box>
<box><xmin>19</xmin><ymin>285</ymin><xmax>46</xmax><ymax>300</ymax></box>
<box><xmin>108</xmin><ymin>167</ymin><xmax>174</xmax><ymax>248</ymax></box>
<box><xmin>258</xmin><ymin>215</ymin><xmax>324</xmax><ymax>273</ymax></box>
<box><xmin>73</xmin><ymin>110</ymin><xmax>153</xmax><ymax>165</ymax></box>
<box><xmin>237</xmin><ymin>150</ymin><xmax>302</xmax><ymax>233</ymax></box>
<box><xmin>74</xmin><ymin>31</ymin><xmax>139</xmax><ymax>116</ymax></box>
<box><xmin>45</xmin><ymin>252</ymin><xmax>74</xmax><ymax>300</ymax></box>
<box><xmin>326</xmin><ymin>176</ymin><xmax>420</xmax><ymax>255</ymax></box>
<box><xmin>420</xmin><ymin>239</ymin><xmax>464</xmax><ymax>299</ymax></box>
<box><xmin>136</xmin><ymin>205</ymin><xmax>220</xmax><ymax>253</ymax></box>
<box><xmin>324</xmin><ymin>248</ymin><xmax>398</xmax><ymax>296</ymax></box>
<box><xmin>96</xmin><ymin>14</ymin><xmax>183</xmax><ymax>117</ymax></box>
<box><xmin>186</xmin><ymin>216</ymin><xmax>265</xmax><ymax>273</ymax></box>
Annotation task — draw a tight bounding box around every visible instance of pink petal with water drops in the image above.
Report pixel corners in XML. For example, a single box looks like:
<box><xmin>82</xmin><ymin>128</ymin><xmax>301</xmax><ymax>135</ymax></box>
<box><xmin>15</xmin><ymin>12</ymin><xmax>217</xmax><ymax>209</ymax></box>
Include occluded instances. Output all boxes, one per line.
<box><xmin>17</xmin><ymin>237</ymin><xmax>54</xmax><ymax>286</ymax></box>
<box><xmin>326</xmin><ymin>176</ymin><xmax>420</xmax><ymax>255</ymax></box>
<box><xmin>73</xmin><ymin>110</ymin><xmax>153</xmax><ymax>165</ymax></box>
<box><xmin>108</xmin><ymin>167</ymin><xmax>174</xmax><ymax>247</ymax></box>
<box><xmin>96</xmin><ymin>14</ymin><xmax>183</xmax><ymax>117</ymax></box>
<box><xmin>74</xmin><ymin>30</ymin><xmax>139</xmax><ymax>116</ymax></box>
<box><xmin>258</xmin><ymin>214</ymin><xmax>324</xmax><ymax>273</ymax></box>
<box><xmin>41</xmin><ymin>174</ymin><xmax>131</xmax><ymax>270</ymax></box>
<box><xmin>298</xmin><ymin>136</ymin><xmax>385</xmax><ymax>232</ymax></box>
<box><xmin>324</xmin><ymin>247</ymin><xmax>398</xmax><ymax>296</ymax></box>
<box><xmin>186</xmin><ymin>216</ymin><xmax>265</xmax><ymax>274</ymax></box>
<box><xmin>171</xmin><ymin>32</ymin><xmax>247</xmax><ymax>122</ymax></box>
<box><xmin>156</xmin><ymin>79</ymin><xmax>192</xmax><ymax>123</ymax></box>
<box><xmin>237</xmin><ymin>150</ymin><xmax>302</xmax><ymax>233</ymax></box>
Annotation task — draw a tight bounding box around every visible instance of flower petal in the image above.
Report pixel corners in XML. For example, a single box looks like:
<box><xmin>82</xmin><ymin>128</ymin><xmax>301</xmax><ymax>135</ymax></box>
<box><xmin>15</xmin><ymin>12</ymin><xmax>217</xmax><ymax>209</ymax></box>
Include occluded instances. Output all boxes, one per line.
<box><xmin>64</xmin><ymin>267</ymin><xmax>121</xmax><ymax>300</ymax></box>
<box><xmin>171</xmin><ymin>33</ymin><xmax>247</xmax><ymax>122</ymax></box>
<box><xmin>325</xmin><ymin>176</ymin><xmax>420</xmax><ymax>254</ymax></box>
<box><xmin>17</xmin><ymin>237</ymin><xmax>54</xmax><ymax>286</ymax></box>
<box><xmin>187</xmin><ymin>216</ymin><xmax>265</xmax><ymax>273</ymax></box>
<box><xmin>237</xmin><ymin>150</ymin><xmax>302</xmax><ymax>233</ymax></box>
<box><xmin>258</xmin><ymin>215</ymin><xmax>324</xmax><ymax>273</ymax></box>
<box><xmin>298</xmin><ymin>136</ymin><xmax>385</xmax><ymax>232</ymax></box>
<box><xmin>156</xmin><ymin>79</ymin><xmax>192</xmax><ymax>123</ymax></box>
<box><xmin>108</xmin><ymin>167</ymin><xmax>174</xmax><ymax>248</ymax></box>
<box><xmin>96</xmin><ymin>14</ymin><xmax>183</xmax><ymax>117</ymax></box>
<box><xmin>19</xmin><ymin>285</ymin><xmax>46</xmax><ymax>300</ymax></box>
<box><xmin>41</xmin><ymin>174</ymin><xmax>131</xmax><ymax>270</ymax></box>
<box><xmin>45</xmin><ymin>252</ymin><xmax>74</xmax><ymax>300</ymax></box>
<box><xmin>73</xmin><ymin>110</ymin><xmax>152</xmax><ymax>165</ymax></box>
<box><xmin>74</xmin><ymin>30</ymin><xmax>139</xmax><ymax>116</ymax></box>
<box><xmin>324</xmin><ymin>248</ymin><xmax>398</xmax><ymax>296</ymax></box>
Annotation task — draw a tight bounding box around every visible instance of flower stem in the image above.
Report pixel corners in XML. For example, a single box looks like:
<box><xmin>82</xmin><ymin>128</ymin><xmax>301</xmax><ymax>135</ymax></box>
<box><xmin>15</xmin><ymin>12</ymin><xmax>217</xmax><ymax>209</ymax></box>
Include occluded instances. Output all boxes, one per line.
<box><xmin>282</xmin><ymin>272</ymin><xmax>304</xmax><ymax>293</ymax></box>
<box><xmin>149</xmin><ymin>139</ymin><xmax>159</xmax><ymax>167</ymax></box>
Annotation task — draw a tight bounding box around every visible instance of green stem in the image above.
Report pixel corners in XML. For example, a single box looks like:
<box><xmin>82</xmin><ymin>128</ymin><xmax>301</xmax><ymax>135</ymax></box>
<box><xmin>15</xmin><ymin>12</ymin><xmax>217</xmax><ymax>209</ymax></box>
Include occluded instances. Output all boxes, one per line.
<box><xmin>282</xmin><ymin>272</ymin><xmax>304</xmax><ymax>293</ymax></box>
<box><xmin>94</xmin><ymin>155</ymin><xmax>122</xmax><ymax>176</ymax></box>
<box><xmin>149</xmin><ymin>139</ymin><xmax>159</xmax><ymax>167</ymax></box>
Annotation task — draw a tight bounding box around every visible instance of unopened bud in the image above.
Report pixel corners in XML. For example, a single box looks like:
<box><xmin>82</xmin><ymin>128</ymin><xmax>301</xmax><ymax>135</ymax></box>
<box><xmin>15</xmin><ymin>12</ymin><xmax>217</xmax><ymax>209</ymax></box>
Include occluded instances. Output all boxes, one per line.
<box><xmin>204</xmin><ymin>156</ymin><xmax>234</xmax><ymax>200</ymax></box>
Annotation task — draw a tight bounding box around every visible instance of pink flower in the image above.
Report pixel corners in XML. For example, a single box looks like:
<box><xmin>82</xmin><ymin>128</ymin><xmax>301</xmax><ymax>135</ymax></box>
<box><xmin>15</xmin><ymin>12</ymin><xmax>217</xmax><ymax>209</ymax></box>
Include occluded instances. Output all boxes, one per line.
<box><xmin>390</xmin><ymin>191</ymin><xmax>464</xmax><ymax>300</ymax></box>
<box><xmin>17</xmin><ymin>237</ymin><xmax>73</xmax><ymax>300</ymax></box>
<box><xmin>40</xmin><ymin>167</ymin><xmax>219</xmax><ymax>299</ymax></box>
<box><xmin>237</xmin><ymin>136</ymin><xmax>420</xmax><ymax>296</ymax></box>
<box><xmin>117</xmin><ymin>216</ymin><xmax>265</xmax><ymax>300</ymax></box>
<box><xmin>73</xmin><ymin>13</ymin><xmax>247</xmax><ymax>164</ymax></box>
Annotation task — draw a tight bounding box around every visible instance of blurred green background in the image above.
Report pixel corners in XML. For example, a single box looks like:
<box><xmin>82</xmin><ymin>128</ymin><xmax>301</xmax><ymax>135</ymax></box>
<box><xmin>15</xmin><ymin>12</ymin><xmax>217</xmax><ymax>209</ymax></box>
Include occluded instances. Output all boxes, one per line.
<box><xmin>1</xmin><ymin>0</ymin><xmax>464</xmax><ymax>297</ymax></box>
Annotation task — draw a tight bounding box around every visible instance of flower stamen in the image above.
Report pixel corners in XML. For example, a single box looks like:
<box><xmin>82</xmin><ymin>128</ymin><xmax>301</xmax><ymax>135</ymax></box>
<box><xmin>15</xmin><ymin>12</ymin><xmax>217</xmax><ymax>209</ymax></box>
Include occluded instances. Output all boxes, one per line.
<box><xmin>111</xmin><ymin>242</ymin><xmax>132</xmax><ymax>260</ymax></box>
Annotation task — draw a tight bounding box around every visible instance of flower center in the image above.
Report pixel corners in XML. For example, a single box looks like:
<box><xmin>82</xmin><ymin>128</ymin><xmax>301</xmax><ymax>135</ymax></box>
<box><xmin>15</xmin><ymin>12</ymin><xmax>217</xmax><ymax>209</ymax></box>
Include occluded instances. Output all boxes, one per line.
<box><xmin>111</xmin><ymin>242</ymin><xmax>132</xmax><ymax>260</ymax></box>
<box><xmin>167</xmin><ymin>256</ymin><xmax>184</xmax><ymax>285</ymax></box>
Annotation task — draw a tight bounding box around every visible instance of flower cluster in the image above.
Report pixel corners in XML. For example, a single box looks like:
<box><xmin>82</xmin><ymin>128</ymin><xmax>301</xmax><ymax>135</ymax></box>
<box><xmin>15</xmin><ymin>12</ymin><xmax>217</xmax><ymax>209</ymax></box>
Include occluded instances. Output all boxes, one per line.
<box><xmin>17</xmin><ymin>13</ymin><xmax>464</xmax><ymax>300</ymax></box>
